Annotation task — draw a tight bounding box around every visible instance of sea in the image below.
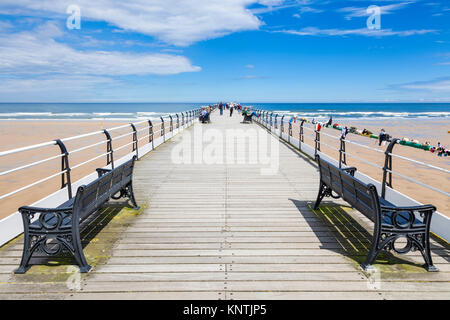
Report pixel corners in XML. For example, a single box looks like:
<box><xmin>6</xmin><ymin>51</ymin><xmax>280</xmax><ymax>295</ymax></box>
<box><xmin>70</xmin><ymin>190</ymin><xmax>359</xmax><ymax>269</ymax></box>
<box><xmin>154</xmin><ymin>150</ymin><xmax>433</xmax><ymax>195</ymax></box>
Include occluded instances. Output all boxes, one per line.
<box><xmin>0</xmin><ymin>103</ymin><xmax>449</xmax><ymax>121</ymax></box>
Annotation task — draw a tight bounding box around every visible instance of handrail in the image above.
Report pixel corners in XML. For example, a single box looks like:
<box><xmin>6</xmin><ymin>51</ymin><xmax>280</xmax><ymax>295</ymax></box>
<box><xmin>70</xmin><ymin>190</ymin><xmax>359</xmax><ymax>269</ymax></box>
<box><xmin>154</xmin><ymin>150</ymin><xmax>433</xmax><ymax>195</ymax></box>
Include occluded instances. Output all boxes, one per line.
<box><xmin>0</xmin><ymin>108</ymin><xmax>203</xmax><ymax>203</ymax></box>
<box><xmin>255</xmin><ymin>108</ymin><xmax>449</xmax><ymax>203</ymax></box>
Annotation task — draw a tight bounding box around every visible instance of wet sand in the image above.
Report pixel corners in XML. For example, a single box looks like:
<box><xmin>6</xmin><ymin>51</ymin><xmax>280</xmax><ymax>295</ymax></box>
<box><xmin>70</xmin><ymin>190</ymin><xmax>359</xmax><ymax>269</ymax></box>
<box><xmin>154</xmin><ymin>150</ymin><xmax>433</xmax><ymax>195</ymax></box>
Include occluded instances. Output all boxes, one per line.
<box><xmin>0</xmin><ymin>118</ymin><xmax>449</xmax><ymax>221</ymax></box>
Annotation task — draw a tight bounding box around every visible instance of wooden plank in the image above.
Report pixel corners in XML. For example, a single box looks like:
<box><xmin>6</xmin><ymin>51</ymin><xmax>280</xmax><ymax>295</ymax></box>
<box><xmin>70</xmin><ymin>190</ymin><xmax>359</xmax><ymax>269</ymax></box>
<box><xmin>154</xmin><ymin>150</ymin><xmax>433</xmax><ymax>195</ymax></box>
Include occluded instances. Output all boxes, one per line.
<box><xmin>0</xmin><ymin>110</ymin><xmax>447</xmax><ymax>299</ymax></box>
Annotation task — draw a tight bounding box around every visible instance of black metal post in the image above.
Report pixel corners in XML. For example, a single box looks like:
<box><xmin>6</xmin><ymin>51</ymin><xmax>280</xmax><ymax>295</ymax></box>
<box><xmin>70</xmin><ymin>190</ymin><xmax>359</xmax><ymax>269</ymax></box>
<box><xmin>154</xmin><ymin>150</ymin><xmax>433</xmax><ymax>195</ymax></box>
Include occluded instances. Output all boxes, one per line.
<box><xmin>381</xmin><ymin>138</ymin><xmax>399</xmax><ymax>199</ymax></box>
<box><xmin>55</xmin><ymin>139</ymin><xmax>72</xmax><ymax>199</ymax></box>
<box><xmin>299</xmin><ymin>120</ymin><xmax>305</xmax><ymax>150</ymax></box>
<box><xmin>103</xmin><ymin>129</ymin><xmax>114</xmax><ymax>169</ymax></box>
<box><xmin>148</xmin><ymin>120</ymin><xmax>154</xmax><ymax>149</ymax></box>
<box><xmin>274</xmin><ymin>114</ymin><xmax>278</xmax><ymax>129</ymax></box>
<box><xmin>280</xmin><ymin>115</ymin><xmax>285</xmax><ymax>134</ymax></box>
<box><xmin>339</xmin><ymin>137</ymin><xmax>347</xmax><ymax>169</ymax></box>
<box><xmin>181</xmin><ymin>112</ymin><xmax>185</xmax><ymax>127</ymax></box>
<box><xmin>314</xmin><ymin>130</ymin><xmax>321</xmax><ymax>157</ymax></box>
<box><xmin>169</xmin><ymin>115</ymin><xmax>173</xmax><ymax>133</ymax></box>
<box><xmin>130</xmin><ymin>123</ymin><xmax>138</xmax><ymax>158</ymax></box>
<box><xmin>288</xmin><ymin>122</ymin><xmax>292</xmax><ymax>144</ymax></box>
<box><xmin>175</xmin><ymin>113</ymin><xmax>179</xmax><ymax>129</ymax></box>
<box><xmin>160</xmin><ymin>116</ymin><xmax>165</xmax><ymax>141</ymax></box>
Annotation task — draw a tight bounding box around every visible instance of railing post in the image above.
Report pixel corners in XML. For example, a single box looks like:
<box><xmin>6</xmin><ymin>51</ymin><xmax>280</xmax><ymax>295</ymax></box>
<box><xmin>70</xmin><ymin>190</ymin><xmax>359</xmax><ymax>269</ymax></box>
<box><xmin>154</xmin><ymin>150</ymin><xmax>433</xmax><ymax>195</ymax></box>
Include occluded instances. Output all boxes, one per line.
<box><xmin>270</xmin><ymin>112</ymin><xmax>273</xmax><ymax>131</ymax></box>
<box><xmin>274</xmin><ymin>114</ymin><xmax>278</xmax><ymax>130</ymax></box>
<box><xmin>160</xmin><ymin>116</ymin><xmax>165</xmax><ymax>142</ymax></box>
<box><xmin>55</xmin><ymin>139</ymin><xmax>72</xmax><ymax>199</ymax></box>
<box><xmin>339</xmin><ymin>137</ymin><xmax>346</xmax><ymax>169</ymax></box>
<box><xmin>280</xmin><ymin>115</ymin><xmax>285</xmax><ymax>137</ymax></box>
<box><xmin>148</xmin><ymin>120</ymin><xmax>154</xmax><ymax>150</ymax></box>
<box><xmin>130</xmin><ymin>123</ymin><xmax>138</xmax><ymax>158</ymax></box>
<box><xmin>181</xmin><ymin>112</ymin><xmax>185</xmax><ymax>127</ymax></box>
<box><xmin>175</xmin><ymin>113</ymin><xmax>179</xmax><ymax>129</ymax></box>
<box><xmin>381</xmin><ymin>138</ymin><xmax>399</xmax><ymax>199</ymax></box>
<box><xmin>288</xmin><ymin>121</ymin><xmax>292</xmax><ymax>144</ymax></box>
<box><xmin>314</xmin><ymin>130</ymin><xmax>321</xmax><ymax>157</ymax></box>
<box><xmin>169</xmin><ymin>115</ymin><xmax>173</xmax><ymax>133</ymax></box>
<box><xmin>103</xmin><ymin>129</ymin><xmax>114</xmax><ymax>169</ymax></box>
<box><xmin>299</xmin><ymin>120</ymin><xmax>305</xmax><ymax>150</ymax></box>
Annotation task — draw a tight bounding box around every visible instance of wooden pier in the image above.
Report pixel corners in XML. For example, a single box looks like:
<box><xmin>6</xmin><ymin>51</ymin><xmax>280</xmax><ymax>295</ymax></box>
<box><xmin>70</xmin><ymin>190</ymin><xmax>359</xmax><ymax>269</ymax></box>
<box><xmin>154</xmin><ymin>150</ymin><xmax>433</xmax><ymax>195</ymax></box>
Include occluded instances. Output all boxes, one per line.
<box><xmin>0</xmin><ymin>111</ymin><xmax>449</xmax><ymax>299</ymax></box>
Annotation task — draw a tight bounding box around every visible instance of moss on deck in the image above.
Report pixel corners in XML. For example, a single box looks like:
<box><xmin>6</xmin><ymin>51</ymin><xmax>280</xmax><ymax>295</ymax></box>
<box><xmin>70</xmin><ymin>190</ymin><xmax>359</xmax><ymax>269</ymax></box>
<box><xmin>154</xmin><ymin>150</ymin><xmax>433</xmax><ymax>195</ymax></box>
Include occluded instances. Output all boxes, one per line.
<box><xmin>308</xmin><ymin>204</ymin><xmax>448</xmax><ymax>278</ymax></box>
<box><xmin>7</xmin><ymin>204</ymin><xmax>144</xmax><ymax>284</ymax></box>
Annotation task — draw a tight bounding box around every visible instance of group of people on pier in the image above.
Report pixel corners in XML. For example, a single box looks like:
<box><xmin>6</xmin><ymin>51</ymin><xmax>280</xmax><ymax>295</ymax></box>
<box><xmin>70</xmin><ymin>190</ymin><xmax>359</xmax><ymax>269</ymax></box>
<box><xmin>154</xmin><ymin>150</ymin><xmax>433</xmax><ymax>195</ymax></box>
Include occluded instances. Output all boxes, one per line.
<box><xmin>216</xmin><ymin>102</ymin><xmax>258</xmax><ymax>122</ymax></box>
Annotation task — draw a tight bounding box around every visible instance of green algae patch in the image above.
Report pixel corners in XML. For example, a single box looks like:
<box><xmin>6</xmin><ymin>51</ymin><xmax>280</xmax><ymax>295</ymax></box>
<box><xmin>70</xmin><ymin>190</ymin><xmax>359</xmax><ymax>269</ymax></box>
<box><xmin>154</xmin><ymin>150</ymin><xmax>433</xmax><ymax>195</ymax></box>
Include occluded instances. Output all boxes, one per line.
<box><xmin>0</xmin><ymin>233</ymin><xmax>23</xmax><ymax>253</ymax></box>
<box><xmin>307</xmin><ymin>203</ymin><xmax>431</xmax><ymax>278</ymax></box>
<box><xmin>10</xmin><ymin>204</ymin><xmax>144</xmax><ymax>284</ymax></box>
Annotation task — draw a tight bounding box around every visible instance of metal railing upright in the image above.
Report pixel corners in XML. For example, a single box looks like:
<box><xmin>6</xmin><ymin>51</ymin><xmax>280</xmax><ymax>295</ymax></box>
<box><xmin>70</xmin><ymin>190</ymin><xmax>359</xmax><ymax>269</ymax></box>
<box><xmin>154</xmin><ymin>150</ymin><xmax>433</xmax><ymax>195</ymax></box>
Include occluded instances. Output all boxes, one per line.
<box><xmin>254</xmin><ymin>109</ymin><xmax>450</xmax><ymax>202</ymax></box>
<box><xmin>0</xmin><ymin>108</ymin><xmax>202</xmax><ymax>206</ymax></box>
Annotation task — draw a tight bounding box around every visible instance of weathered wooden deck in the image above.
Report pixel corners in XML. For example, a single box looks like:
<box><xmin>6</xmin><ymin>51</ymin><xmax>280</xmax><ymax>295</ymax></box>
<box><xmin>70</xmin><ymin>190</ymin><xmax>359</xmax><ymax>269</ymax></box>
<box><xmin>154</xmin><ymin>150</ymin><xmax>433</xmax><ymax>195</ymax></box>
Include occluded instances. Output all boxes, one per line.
<box><xmin>0</xmin><ymin>111</ymin><xmax>449</xmax><ymax>299</ymax></box>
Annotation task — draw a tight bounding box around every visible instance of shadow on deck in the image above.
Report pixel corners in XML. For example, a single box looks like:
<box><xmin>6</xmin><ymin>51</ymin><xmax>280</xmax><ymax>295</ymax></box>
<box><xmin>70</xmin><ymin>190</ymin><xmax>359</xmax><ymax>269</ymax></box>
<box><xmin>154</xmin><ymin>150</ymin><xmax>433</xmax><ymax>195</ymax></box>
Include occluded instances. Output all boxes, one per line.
<box><xmin>289</xmin><ymin>199</ymin><xmax>449</xmax><ymax>274</ymax></box>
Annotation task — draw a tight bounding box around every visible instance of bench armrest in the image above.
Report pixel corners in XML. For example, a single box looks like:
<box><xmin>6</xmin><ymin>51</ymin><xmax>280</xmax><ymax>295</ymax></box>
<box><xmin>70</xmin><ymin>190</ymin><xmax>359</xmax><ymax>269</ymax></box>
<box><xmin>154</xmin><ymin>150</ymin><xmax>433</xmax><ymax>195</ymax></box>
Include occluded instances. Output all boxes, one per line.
<box><xmin>381</xmin><ymin>204</ymin><xmax>436</xmax><ymax>213</ymax></box>
<box><xmin>342</xmin><ymin>167</ymin><xmax>357</xmax><ymax>176</ymax></box>
<box><xmin>96</xmin><ymin>168</ymin><xmax>112</xmax><ymax>177</ymax></box>
<box><xmin>19</xmin><ymin>206</ymin><xmax>74</xmax><ymax>214</ymax></box>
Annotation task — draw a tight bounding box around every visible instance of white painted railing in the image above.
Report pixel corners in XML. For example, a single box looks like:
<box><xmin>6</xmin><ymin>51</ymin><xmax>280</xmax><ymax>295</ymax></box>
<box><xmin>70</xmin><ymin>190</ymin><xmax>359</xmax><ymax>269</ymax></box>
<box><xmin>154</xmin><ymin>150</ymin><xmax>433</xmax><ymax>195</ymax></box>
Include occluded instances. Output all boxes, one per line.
<box><xmin>254</xmin><ymin>110</ymin><xmax>450</xmax><ymax>242</ymax></box>
<box><xmin>0</xmin><ymin>109</ymin><xmax>202</xmax><ymax>246</ymax></box>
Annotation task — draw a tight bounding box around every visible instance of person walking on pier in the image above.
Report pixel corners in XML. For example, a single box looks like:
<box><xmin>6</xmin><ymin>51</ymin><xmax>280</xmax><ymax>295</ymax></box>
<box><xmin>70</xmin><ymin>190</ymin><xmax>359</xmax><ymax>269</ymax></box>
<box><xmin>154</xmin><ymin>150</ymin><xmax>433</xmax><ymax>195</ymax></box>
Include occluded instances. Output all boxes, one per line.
<box><xmin>219</xmin><ymin>102</ymin><xmax>223</xmax><ymax>115</ymax></box>
<box><xmin>230</xmin><ymin>105</ymin><xmax>234</xmax><ymax>117</ymax></box>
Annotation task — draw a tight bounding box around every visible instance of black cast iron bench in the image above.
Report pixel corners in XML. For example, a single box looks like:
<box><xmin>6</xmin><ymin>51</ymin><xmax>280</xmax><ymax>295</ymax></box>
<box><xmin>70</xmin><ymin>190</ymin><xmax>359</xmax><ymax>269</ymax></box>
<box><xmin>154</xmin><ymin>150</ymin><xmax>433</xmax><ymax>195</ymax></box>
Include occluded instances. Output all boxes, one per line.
<box><xmin>200</xmin><ymin>113</ymin><xmax>211</xmax><ymax>123</ymax></box>
<box><xmin>242</xmin><ymin>113</ymin><xmax>253</xmax><ymax>123</ymax></box>
<box><xmin>15</xmin><ymin>156</ymin><xmax>139</xmax><ymax>274</ymax></box>
<box><xmin>313</xmin><ymin>155</ymin><xmax>437</xmax><ymax>272</ymax></box>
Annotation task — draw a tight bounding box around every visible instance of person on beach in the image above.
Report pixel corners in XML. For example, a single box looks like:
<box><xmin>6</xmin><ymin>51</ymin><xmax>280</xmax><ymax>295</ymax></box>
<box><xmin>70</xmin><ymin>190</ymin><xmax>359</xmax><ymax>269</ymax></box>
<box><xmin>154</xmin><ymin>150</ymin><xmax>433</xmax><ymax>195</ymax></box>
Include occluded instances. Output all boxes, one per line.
<box><xmin>378</xmin><ymin>129</ymin><xmax>390</xmax><ymax>146</ymax></box>
<box><xmin>230</xmin><ymin>105</ymin><xmax>234</xmax><ymax>117</ymax></box>
<box><xmin>219</xmin><ymin>103</ymin><xmax>223</xmax><ymax>116</ymax></box>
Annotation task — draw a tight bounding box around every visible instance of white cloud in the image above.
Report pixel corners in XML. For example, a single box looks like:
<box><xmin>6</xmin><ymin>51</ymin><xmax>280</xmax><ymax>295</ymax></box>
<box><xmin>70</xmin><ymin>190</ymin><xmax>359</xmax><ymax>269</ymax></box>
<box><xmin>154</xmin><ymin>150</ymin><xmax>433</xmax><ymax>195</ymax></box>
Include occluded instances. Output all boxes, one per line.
<box><xmin>278</xmin><ymin>27</ymin><xmax>436</xmax><ymax>37</ymax></box>
<box><xmin>339</xmin><ymin>2</ymin><xmax>413</xmax><ymax>20</ymax></box>
<box><xmin>245</xmin><ymin>64</ymin><xmax>255</xmax><ymax>69</ymax></box>
<box><xmin>0</xmin><ymin>0</ymin><xmax>275</xmax><ymax>46</ymax></box>
<box><xmin>299</xmin><ymin>6</ymin><xmax>323</xmax><ymax>14</ymax></box>
<box><xmin>0</xmin><ymin>22</ymin><xmax>201</xmax><ymax>76</ymax></box>
<box><xmin>389</xmin><ymin>77</ymin><xmax>450</xmax><ymax>92</ymax></box>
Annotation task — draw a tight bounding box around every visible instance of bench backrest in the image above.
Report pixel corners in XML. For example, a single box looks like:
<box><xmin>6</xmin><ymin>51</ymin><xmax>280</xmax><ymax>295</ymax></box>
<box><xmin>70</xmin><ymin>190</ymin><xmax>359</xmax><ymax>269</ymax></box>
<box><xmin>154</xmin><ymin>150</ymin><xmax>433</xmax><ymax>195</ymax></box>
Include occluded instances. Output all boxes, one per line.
<box><xmin>317</xmin><ymin>155</ymin><xmax>380</xmax><ymax>223</ymax></box>
<box><xmin>73</xmin><ymin>156</ymin><xmax>136</xmax><ymax>222</ymax></box>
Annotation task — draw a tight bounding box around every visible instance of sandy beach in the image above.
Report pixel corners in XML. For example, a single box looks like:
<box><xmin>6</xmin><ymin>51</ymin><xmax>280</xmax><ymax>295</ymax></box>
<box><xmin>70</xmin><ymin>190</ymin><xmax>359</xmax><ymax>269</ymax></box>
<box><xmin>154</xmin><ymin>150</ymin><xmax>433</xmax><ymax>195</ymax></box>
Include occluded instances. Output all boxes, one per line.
<box><xmin>0</xmin><ymin>120</ymin><xmax>163</xmax><ymax>220</ymax></box>
<box><xmin>294</xmin><ymin>118</ymin><xmax>449</xmax><ymax>216</ymax></box>
<box><xmin>0</xmin><ymin>117</ymin><xmax>449</xmax><ymax>222</ymax></box>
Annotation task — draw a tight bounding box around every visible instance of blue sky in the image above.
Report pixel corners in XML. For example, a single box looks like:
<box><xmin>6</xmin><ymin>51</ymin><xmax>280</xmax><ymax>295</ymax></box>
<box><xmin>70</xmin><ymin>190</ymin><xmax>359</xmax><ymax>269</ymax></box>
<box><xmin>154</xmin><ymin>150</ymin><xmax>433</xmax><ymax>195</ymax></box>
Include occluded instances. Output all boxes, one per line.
<box><xmin>0</xmin><ymin>0</ymin><xmax>449</xmax><ymax>102</ymax></box>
